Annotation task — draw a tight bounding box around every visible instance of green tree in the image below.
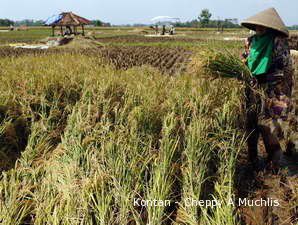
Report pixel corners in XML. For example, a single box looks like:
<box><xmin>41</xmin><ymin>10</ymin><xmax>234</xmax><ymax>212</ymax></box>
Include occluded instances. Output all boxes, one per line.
<box><xmin>198</xmin><ymin>9</ymin><xmax>212</xmax><ymax>28</ymax></box>
<box><xmin>0</xmin><ymin>19</ymin><xmax>14</xmax><ymax>26</ymax></box>
<box><xmin>91</xmin><ymin>20</ymin><xmax>103</xmax><ymax>26</ymax></box>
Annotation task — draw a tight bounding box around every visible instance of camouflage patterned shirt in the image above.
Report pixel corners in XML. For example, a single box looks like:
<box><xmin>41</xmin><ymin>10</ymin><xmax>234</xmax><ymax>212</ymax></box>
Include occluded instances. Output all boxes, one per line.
<box><xmin>244</xmin><ymin>34</ymin><xmax>297</xmax><ymax>154</ymax></box>
<box><xmin>244</xmin><ymin>35</ymin><xmax>294</xmax><ymax>120</ymax></box>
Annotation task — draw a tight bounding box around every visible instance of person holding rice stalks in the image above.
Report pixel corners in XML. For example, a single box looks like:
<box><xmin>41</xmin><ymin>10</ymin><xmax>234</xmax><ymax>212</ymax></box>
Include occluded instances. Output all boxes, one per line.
<box><xmin>241</xmin><ymin>8</ymin><xmax>296</xmax><ymax>172</ymax></box>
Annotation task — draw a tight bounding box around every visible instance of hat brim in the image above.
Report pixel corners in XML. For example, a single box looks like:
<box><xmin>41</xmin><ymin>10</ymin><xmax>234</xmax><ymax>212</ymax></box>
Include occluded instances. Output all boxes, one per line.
<box><xmin>241</xmin><ymin>21</ymin><xmax>289</xmax><ymax>37</ymax></box>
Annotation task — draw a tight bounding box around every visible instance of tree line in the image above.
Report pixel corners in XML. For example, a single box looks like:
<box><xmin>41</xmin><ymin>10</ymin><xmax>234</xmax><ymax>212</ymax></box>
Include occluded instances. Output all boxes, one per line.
<box><xmin>176</xmin><ymin>9</ymin><xmax>297</xmax><ymax>30</ymax></box>
<box><xmin>173</xmin><ymin>9</ymin><xmax>240</xmax><ymax>28</ymax></box>
<box><xmin>0</xmin><ymin>19</ymin><xmax>110</xmax><ymax>27</ymax></box>
<box><xmin>0</xmin><ymin>9</ymin><xmax>297</xmax><ymax>29</ymax></box>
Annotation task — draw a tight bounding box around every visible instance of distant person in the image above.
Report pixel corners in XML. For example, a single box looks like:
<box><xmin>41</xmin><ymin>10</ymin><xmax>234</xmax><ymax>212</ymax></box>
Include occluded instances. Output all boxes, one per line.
<box><xmin>169</xmin><ymin>26</ymin><xmax>175</xmax><ymax>35</ymax></box>
<box><xmin>162</xmin><ymin>25</ymin><xmax>166</xmax><ymax>35</ymax></box>
<box><xmin>65</xmin><ymin>26</ymin><xmax>73</xmax><ymax>36</ymax></box>
<box><xmin>241</xmin><ymin>8</ymin><xmax>295</xmax><ymax>172</ymax></box>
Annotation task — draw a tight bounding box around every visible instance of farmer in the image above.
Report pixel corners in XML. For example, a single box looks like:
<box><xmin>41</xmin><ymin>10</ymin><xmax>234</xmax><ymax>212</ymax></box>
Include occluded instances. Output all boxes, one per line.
<box><xmin>169</xmin><ymin>25</ymin><xmax>175</xmax><ymax>35</ymax></box>
<box><xmin>162</xmin><ymin>25</ymin><xmax>166</xmax><ymax>35</ymax></box>
<box><xmin>241</xmin><ymin>8</ymin><xmax>296</xmax><ymax>172</ymax></box>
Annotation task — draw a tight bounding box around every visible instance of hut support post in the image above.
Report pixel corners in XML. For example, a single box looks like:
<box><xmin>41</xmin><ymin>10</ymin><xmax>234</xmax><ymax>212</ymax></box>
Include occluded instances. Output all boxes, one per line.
<box><xmin>60</xmin><ymin>26</ymin><xmax>63</xmax><ymax>36</ymax></box>
<box><xmin>82</xmin><ymin>25</ymin><xmax>85</xmax><ymax>36</ymax></box>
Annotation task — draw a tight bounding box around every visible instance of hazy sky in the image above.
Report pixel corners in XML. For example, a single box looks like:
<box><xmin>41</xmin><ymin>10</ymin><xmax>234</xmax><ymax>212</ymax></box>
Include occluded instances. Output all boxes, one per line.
<box><xmin>0</xmin><ymin>0</ymin><xmax>297</xmax><ymax>25</ymax></box>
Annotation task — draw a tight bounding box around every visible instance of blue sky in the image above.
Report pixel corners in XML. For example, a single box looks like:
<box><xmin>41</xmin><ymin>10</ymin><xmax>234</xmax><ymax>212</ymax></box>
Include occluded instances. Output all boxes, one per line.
<box><xmin>0</xmin><ymin>0</ymin><xmax>297</xmax><ymax>25</ymax></box>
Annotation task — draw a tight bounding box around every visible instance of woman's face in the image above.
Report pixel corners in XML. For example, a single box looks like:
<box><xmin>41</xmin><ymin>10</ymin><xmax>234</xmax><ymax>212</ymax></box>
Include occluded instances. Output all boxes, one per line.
<box><xmin>255</xmin><ymin>25</ymin><xmax>267</xmax><ymax>35</ymax></box>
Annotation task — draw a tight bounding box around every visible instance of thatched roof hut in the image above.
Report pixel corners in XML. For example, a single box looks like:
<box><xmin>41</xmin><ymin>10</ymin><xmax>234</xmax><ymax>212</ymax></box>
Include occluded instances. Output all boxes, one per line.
<box><xmin>45</xmin><ymin>12</ymin><xmax>91</xmax><ymax>36</ymax></box>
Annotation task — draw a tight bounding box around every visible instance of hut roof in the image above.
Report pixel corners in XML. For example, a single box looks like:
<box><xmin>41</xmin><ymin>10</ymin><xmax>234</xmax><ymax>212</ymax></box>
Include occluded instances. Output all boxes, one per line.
<box><xmin>46</xmin><ymin>12</ymin><xmax>91</xmax><ymax>26</ymax></box>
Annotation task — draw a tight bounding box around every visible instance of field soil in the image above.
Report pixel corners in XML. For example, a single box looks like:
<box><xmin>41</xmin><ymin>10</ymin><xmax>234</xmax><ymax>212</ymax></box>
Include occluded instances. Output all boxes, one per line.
<box><xmin>0</xmin><ymin>45</ymin><xmax>192</xmax><ymax>75</ymax></box>
<box><xmin>95</xmin><ymin>35</ymin><xmax>205</xmax><ymax>43</ymax></box>
<box><xmin>237</xmin><ymin>144</ymin><xmax>298</xmax><ymax>225</ymax></box>
<box><xmin>289</xmin><ymin>35</ymin><xmax>298</xmax><ymax>51</ymax></box>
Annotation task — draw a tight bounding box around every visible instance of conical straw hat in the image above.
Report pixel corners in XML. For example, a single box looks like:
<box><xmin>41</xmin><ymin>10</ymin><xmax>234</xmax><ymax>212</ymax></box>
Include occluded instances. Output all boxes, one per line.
<box><xmin>241</xmin><ymin>8</ymin><xmax>289</xmax><ymax>37</ymax></box>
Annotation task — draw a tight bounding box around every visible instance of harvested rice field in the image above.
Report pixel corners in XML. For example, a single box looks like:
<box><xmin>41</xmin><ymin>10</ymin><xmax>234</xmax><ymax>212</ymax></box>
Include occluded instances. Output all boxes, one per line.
<box><xmin>0</xmin><ymin>46</ymin><xmax>192</xmax><ymax>75</ymax></box>
<box><xmin>0</xmin><ymin>27</ymin><xmax>298</xmax><ymax>225</ymax></box>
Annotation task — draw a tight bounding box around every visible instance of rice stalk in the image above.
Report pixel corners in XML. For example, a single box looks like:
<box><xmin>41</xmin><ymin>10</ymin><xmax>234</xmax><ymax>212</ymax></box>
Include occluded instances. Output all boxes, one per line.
<box><xmin>204</xmin><ymin>49</ymin><xmax>252</xmax><ymax>83</ymax></box>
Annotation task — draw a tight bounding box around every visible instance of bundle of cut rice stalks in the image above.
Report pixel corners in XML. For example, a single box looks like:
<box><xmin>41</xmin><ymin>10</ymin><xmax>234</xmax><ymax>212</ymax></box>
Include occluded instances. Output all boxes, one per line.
<box><xmin>203</xmin><ymin>50</ymin><xmax>253</xmax><ymax>83</ymax></box>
